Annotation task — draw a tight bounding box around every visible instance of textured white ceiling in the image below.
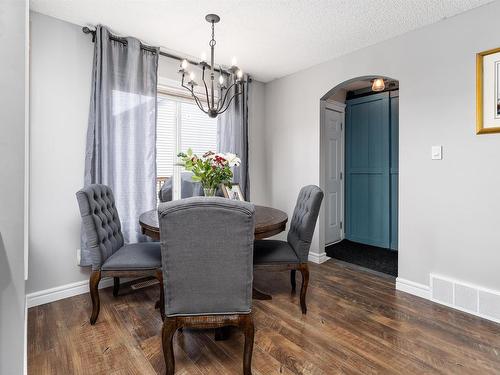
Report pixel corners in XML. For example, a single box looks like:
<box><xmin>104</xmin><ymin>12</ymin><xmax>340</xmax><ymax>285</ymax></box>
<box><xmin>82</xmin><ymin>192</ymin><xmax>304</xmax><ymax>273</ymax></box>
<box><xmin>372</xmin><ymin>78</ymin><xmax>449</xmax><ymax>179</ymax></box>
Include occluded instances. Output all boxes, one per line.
<box><xmin>30</xmin><ymin>0</ymin><xmax>492</xmax><ymax>82</ymax></box>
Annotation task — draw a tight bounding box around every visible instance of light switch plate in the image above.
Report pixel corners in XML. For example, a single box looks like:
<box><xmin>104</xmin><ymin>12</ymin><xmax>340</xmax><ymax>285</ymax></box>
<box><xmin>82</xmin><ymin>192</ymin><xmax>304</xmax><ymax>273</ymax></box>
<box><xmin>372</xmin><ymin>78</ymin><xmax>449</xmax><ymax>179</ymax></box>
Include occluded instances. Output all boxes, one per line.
<box><xmin>431</xmin><ymin>145</ymin><xmax>442</xmax><ymax>160</ymax></box>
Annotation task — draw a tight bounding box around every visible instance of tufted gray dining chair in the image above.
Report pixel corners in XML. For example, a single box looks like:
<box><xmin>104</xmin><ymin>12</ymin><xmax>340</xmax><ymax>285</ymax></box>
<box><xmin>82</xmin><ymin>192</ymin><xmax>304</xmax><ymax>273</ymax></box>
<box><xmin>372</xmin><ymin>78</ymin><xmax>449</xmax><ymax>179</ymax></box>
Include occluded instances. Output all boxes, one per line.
<box><xmin>253</xmin><ymin>185</ymin><xmax>323</xmax><ymax>314</ymax></box>
<box><xmin>76</xmin><ymin>184</ymin><xmax>163</xmax><ymax>324</ymax></box>
<box><xmin>158</xmin><ymin>197</ymin><xmax>255</xmax><ymax>375</ymax></box>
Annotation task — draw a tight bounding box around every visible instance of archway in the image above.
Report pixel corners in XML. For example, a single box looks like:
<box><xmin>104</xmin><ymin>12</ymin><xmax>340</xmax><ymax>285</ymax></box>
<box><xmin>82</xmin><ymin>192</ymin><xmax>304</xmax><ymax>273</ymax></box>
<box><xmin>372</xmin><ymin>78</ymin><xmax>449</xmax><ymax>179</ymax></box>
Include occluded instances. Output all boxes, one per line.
<box><xmin>319</xmin><ymin>76</ymin><xmax>399</xmax><ymax>277</ymax></box>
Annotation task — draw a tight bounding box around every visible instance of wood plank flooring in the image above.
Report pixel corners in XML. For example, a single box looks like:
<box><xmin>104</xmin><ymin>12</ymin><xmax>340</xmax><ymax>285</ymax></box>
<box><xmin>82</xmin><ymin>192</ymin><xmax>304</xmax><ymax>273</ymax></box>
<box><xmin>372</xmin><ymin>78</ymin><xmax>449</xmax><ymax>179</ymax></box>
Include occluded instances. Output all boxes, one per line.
<box><xmin>28</xmin><ymin>260</ymin><xmax>500</xmax><ymax>374</ymax></box>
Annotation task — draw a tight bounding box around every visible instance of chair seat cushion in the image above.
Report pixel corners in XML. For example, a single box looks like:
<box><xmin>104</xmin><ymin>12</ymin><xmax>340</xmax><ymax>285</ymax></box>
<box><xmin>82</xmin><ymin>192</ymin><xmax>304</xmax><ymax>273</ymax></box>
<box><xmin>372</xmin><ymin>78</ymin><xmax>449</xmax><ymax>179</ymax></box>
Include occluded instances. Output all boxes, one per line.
<box><xmin>253</xmin><ymin>240</ymin><xmax>300</xmax><ymax>264</ymax></box>
<box><xmin>102</xmin><ymin>242</ymin><xmax>161</xmax><ymax>270</ymax></box>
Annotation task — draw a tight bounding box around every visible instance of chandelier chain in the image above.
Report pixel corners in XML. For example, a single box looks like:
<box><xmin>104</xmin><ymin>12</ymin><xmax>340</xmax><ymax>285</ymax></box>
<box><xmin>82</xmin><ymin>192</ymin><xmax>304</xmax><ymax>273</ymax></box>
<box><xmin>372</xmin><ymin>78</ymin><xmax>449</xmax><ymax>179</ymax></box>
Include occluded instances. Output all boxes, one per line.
<box><xmin>209</xmin><ymin>21</ymin><xmax>216</xmax><ymax>47</ymax></box>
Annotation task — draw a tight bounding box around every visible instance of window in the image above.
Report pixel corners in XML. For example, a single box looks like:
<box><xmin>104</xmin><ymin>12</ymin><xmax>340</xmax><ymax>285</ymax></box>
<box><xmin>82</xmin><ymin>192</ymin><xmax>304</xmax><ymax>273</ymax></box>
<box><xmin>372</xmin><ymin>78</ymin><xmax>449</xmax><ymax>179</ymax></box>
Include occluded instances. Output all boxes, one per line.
<box><xmin>156</xmin><ymin>92</ymin><xmax>218</xmax><ymax>198</ymax></box>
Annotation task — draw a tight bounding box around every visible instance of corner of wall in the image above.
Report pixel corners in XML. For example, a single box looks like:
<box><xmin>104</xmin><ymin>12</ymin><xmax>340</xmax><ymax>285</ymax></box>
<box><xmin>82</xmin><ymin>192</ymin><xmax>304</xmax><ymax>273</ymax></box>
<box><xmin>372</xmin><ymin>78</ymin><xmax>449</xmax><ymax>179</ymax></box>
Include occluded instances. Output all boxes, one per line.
<box><xmin>308</xmin><ymin>249</ymin><xmax>330</xmax><ymax>264</ymax></box>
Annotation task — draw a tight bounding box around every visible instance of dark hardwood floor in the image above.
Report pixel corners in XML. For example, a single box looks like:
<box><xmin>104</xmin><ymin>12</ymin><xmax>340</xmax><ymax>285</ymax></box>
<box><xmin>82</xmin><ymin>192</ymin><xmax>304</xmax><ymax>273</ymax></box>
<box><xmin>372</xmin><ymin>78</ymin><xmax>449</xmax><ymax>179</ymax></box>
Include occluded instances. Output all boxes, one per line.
<box><xmin>28</xmin><ymin>260</ymin><xmax>500</xmax><ymax>374</ymax></box>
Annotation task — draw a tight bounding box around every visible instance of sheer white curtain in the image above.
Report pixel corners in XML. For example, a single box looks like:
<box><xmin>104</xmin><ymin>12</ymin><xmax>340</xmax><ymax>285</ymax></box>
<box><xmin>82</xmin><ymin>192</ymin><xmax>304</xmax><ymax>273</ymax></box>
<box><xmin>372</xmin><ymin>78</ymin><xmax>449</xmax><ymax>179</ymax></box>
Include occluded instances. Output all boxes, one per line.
<box><xmin>82</xmin><ymin>26</ymin><xmax>159</xmax><ymax>265</ymax></box>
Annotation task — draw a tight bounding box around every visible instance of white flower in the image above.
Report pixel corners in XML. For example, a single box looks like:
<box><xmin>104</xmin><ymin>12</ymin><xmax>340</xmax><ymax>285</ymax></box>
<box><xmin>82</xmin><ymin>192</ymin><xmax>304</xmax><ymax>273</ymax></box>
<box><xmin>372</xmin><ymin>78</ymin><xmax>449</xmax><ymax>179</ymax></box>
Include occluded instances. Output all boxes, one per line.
<box><xmin>224</xmin><ymin>152</ymin><xmax>241</xmax><ymax>167</ymax></box>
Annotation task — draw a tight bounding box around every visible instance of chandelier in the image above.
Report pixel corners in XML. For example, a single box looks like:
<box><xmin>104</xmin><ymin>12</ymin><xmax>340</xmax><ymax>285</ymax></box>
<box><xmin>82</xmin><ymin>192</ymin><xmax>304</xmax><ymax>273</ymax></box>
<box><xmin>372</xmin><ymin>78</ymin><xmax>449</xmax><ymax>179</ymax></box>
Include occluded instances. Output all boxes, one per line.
<box><xmin>179</xmin><ymin>14</ymin><xmax>245</xmax><ymax>118</ymax></box>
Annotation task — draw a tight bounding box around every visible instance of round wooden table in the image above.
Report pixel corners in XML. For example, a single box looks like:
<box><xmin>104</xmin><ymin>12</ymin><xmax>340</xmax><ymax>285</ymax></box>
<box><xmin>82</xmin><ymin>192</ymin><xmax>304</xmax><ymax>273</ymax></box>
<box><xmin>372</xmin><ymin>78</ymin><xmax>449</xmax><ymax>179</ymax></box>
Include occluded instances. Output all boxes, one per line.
<box><xmin>139</xmin><ymin>205</ymin><xmax>288</xmax><ymax>241</ymax></box>
<box><xmin>139</xmin><ymin>204</ymin><xmax>288</xmax><ymax>302</ymax></box>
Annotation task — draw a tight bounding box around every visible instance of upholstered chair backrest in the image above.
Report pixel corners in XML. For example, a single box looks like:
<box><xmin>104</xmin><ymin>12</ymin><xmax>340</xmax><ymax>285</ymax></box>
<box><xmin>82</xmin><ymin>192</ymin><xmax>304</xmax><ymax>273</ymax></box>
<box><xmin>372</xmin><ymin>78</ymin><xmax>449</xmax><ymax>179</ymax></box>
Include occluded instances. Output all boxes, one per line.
<box><xmin>158</xmin><ymin>177</ymin><xmax>173</xmax><ymax>203</ymax></box>
<box><xmin>76</xmin><ymin>184</ymin><xmax>124</xmax><ymax>269</ymax></box>
<box><xmin>287</xmin><ymin>185</ymin><xmax>324</xmax><ymax>262</ymax></box>
<box><xmin>159</xmin><ymin>172</ymin><xmax>226</xmax><ymax>202</ymax></box>
<box><xmin>158</xmin><ymin>197</ymin><xmax>255</xmax><ymax>317</ymax></box>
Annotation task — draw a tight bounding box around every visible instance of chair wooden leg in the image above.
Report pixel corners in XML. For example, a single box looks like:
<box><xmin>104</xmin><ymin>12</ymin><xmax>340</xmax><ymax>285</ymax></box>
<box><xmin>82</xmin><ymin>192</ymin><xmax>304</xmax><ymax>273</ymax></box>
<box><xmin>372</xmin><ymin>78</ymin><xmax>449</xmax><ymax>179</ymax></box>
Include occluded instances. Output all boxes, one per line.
<box><xmin>299</xmin><ymin>264</ymin><xmax>309</xmax><ymax>314</ymax></box>
<box><xmin>162</xmin><ymin>318</ymin><xmax>177</xmax><ymax>375</ymax></box>
<box><xmin>113</xmin><ymin>277</ymin><xmax>120</xmax><ymax>297</ymax></box>
<box><xmin>156</xmin><ymin>269</ymin><xmax>165</xmax><ymax>321</ymax></box>
<box><xmin>89</xmin><ymin>270</ymin><xmax>101</xmax><ymax>325</ymax></box>
<box><xmin>215</xmin><ymin>326</ymin><xmax>230</xmax><ymax>341</ymax></box>
<box><xmin>242</xmin><ymin>314</ymin><xmax>254</xmax><ymax>375</ymax></box>
<box><xmin>290</xmin><ymin>269</ymin><xmax>297</xmax><ymax>293</ymax></box>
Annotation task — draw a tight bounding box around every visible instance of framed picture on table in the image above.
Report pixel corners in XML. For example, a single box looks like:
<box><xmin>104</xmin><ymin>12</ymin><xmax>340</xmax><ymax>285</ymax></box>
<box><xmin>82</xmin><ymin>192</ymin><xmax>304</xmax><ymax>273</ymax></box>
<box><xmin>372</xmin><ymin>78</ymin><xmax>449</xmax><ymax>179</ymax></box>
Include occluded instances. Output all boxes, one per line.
<box><xmin>476</xmin><ymin>47</ymin><xmax>500</xmax><ymax>134</ymax></box>
<box><xmin>222</xmin><ymin>184</ymin><xmax>245</xmax><ymax>201</ymax></box>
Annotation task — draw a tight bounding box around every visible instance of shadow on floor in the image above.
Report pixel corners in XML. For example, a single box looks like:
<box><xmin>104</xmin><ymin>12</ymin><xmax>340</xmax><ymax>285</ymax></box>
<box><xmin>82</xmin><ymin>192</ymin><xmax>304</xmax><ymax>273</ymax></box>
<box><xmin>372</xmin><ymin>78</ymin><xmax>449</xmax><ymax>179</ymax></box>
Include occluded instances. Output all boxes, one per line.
<box><xmin>325</xmin><ymin>239</ymin><xmax>397</xmax><ymax>277</ymax></box>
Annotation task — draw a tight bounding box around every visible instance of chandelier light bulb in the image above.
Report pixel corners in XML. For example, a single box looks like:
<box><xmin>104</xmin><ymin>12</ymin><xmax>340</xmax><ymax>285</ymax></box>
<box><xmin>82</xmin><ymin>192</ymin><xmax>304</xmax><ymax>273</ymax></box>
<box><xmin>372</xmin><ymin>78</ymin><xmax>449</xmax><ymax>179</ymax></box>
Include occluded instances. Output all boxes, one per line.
<box><xmin>189</xmin><ymin>72</ymin><xmax>196</xmax><ymax>81</ymax></box>
<box><xmin>181</xmin><ymin>59</ymin><xmax>188</xmax><ymax>70</ymax></box>
<box><xmin>231</xmin><ymin>57</ymin><xmax>238</xmax><ymax>67</ymax></box>
<box><xmin>236</xmin><ymin>69</ymin><xmax>243</xmax><ymax>80</ymax></box>
<box><xmin>219</xmin><ymin>75</ymin><xmax>224</xmax><ymax>85</ymax></box>
<box><xmin>201</xmin><ymin>52</ymin><xmax>207</xmax><ymax>62</ymax></box>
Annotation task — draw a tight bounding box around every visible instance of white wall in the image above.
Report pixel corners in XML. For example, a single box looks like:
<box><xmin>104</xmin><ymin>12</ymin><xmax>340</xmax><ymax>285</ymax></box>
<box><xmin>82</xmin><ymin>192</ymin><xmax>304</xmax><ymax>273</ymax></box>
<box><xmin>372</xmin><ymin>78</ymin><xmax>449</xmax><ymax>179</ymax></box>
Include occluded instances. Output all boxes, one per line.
<box><xmin>28</xmin><ymin>12</ymin><xmax>266</xmax><ymax>294</ymax></box>
<box><xmin>248</xmin><ymin>81</ymin><xmax>268</xmax><ymax>205</ymax></box>
<box><xmin>0</xmin><ymin>1</ymin><xmax>27</xmax><ymax>373</ymax></box>
<box><xmin>264</xmin><ymin>1</ymin><xmax>500</xmax><ymax>291</ymax></box>
<box><xmin>28</xmin><ymin>12</ymin><xmax>94</xmax><ymax>294</ymax></box>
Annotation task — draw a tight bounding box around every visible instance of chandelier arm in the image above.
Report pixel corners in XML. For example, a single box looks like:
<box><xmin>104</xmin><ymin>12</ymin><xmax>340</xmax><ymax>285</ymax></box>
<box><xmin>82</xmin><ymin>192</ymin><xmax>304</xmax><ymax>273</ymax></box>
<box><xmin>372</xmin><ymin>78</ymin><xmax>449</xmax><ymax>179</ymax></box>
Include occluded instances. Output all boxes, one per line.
<box><xmin>182</xmin><ymin>83</ymin><xmax>209</xmax><ymax>114</ymax></box>
<box><xmin>218</xmin><ymin>82</ymin><xmax>238</xmax><ymax>112</ymax></box>
<box><xmin>218</xmin><ymin>90</ymin><xmax>243</xmax><ymax>115</ymax></box>
<box><xmin>216</xmin><ymin>86</ymin><xmax>224</xmax><ymax>111</ymax></box>
<box><xmin>202</xmin><ymin>75</ymin><xmax>211</xmax><ymax>110</ymax></box>
<box><xmin>193</xmin><ymin>94</ymin><xmax>208</xmax><ymax>114</ymax></box>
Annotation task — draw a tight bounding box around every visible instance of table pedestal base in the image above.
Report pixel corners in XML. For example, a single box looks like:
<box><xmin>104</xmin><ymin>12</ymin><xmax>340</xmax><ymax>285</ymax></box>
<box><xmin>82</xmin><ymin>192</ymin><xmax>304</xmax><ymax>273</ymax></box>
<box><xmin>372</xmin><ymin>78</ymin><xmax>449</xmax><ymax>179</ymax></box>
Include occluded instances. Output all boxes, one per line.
<box><xmin>252</xmin><ymin>287</ymin><xmax>272</xmax><ymax>300</ymax></box>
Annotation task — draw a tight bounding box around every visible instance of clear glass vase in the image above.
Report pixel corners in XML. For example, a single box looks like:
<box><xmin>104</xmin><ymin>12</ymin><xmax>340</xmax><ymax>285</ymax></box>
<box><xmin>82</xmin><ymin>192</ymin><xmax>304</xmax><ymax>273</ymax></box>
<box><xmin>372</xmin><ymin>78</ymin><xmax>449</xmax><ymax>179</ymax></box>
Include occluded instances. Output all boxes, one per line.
<box><xmin>203</xmin><ymin>187</ymin><xmax>217</xmax><ymax>197</ymax></box>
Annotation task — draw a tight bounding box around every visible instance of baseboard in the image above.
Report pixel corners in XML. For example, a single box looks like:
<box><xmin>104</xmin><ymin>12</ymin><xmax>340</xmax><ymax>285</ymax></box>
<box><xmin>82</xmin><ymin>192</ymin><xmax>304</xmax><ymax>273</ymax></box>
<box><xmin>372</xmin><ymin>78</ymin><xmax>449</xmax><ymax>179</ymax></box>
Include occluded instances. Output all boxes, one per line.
<box><xmin>308</xmin><ymin>251</ymin><xmax>330</xmax><ymax>264</ymax></box>
<box><xmin>396</xmin><ymin>277</ymin><xmax>431</xmax><ymax>299</ymax></box>
<box><xmin>26</xmin><ymin>277</ymin><xmax>115</xmax><ymax>308</ymax></box>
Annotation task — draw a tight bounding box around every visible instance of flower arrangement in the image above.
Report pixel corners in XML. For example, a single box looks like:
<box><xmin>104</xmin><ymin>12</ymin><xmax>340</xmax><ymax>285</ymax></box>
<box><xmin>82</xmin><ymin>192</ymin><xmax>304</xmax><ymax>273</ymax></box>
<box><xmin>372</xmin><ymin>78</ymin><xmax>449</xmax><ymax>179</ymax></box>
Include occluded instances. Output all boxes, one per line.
<box><xmin>177</xmin><ymin>149</ymin><xmax>241</xmax><ymax>196</ymax></box>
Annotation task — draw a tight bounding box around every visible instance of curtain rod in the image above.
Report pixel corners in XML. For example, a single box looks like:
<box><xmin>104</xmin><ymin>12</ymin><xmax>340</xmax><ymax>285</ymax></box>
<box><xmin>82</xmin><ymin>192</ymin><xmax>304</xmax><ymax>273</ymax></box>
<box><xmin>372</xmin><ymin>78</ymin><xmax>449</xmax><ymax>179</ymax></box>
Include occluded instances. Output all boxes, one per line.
<box><xmin>82</xmin><ymin>26</ymin><xmax>249</xmax><ymax>79</ymax></box>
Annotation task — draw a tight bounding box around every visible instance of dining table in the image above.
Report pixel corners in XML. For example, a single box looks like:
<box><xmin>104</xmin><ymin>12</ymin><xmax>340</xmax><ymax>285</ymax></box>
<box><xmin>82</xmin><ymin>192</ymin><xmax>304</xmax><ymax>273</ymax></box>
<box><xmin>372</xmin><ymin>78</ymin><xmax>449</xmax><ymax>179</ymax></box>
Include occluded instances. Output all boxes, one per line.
<box><xmin>139</xmin><ymin>204</ymin><xmax>288</xmax><ymax>300</ymax></box>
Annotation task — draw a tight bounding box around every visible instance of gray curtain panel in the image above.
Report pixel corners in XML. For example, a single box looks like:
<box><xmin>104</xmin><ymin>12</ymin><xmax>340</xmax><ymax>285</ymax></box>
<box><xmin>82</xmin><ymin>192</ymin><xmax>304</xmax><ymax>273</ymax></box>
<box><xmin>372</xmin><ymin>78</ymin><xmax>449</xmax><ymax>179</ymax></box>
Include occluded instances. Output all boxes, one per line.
<box><xmin>82</xmin><ymin>25</ymin><xmax>159</xmax><ymax>266</ymax></box>
<box><xmin>217</xmin><ymin>76</ymin><xmax>251</xmax><ymax>200</ymax></box>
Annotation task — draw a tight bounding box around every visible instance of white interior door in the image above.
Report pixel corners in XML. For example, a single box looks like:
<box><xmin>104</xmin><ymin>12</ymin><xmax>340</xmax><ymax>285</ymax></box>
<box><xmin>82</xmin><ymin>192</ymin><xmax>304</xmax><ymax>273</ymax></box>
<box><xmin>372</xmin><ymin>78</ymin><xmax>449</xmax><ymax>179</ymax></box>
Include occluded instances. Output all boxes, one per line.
<box><xmin>324</xmin><ymin>107</ymin><xmax>343</xmax><ymax>244</ymax></box>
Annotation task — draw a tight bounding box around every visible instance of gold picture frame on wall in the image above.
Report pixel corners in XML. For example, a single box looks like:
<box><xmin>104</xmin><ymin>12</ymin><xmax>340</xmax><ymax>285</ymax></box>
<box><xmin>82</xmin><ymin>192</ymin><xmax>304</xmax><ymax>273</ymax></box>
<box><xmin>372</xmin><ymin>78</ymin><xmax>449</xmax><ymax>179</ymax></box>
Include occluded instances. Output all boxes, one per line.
<box><xmin>476</xmin><ymin>47</ymin><xmax>500</xmax><ymax>134</ymax></box>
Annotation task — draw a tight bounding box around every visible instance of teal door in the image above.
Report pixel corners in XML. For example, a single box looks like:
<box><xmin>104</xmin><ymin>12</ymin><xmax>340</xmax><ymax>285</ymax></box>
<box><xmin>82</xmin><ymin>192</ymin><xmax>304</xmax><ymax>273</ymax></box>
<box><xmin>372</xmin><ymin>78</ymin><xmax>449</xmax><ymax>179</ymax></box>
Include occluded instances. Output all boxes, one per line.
<box><xmin>346</xmin><ymin>91</ymin><xmax>398</xmax><ymax>250</ymax></box>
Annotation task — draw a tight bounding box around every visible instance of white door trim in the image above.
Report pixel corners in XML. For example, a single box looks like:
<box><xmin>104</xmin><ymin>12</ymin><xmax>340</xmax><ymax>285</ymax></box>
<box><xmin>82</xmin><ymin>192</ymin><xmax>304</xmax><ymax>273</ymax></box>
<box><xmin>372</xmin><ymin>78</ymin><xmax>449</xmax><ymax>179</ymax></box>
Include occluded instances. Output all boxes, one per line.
<box><xmin>325</xmin><ymin>99</ymin><xmax>346</xmax><ymax>112</ymax></box>
<box><xmin>319</xmin><ymin>100</ymin><xmax>345</xmax><ymax>259</ymax></box>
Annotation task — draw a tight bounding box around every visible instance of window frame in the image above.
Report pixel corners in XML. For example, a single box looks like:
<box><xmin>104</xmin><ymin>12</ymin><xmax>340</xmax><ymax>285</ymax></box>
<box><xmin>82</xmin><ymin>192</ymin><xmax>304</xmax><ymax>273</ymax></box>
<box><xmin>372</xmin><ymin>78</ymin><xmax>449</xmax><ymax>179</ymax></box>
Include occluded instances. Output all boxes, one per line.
<box><xmin>156</xmin><ymin>83</ymin><xmax>218</xmax><ymax>200</ymax></box>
